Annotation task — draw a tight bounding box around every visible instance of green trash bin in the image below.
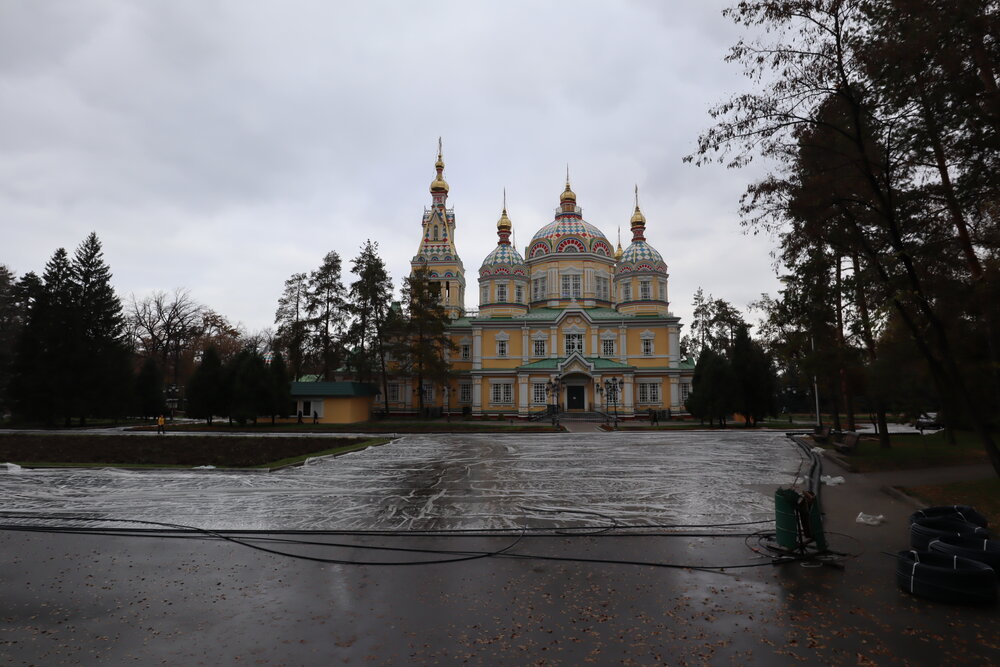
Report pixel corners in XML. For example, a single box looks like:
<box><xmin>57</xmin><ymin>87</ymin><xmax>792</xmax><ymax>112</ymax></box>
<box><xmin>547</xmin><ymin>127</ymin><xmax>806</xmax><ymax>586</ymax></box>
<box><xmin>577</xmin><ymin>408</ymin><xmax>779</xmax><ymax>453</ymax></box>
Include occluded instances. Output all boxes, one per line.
<box><xmin>774</xmin><ymin>488</ymin><xmax>827</xmax><ymax>552</ymax></box>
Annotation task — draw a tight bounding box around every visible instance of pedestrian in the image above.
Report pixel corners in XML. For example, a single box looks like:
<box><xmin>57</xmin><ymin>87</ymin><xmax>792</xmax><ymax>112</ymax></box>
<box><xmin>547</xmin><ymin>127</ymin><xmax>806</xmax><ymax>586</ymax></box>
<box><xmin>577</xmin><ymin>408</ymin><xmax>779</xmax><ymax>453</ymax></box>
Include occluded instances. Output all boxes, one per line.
<box><xmin>297</xmin><ymin>410</ymin><xmax>303</xmax><ymax>424</ymax></box>
<box><xmin>650</xmin><ymin>409</ymin><xmax>659</xmax><ymax>426</ymax></box>
<box><xmin>157</xmin><ymin>414</ymin><xmax>166</xmax><ymax>434</ymax></box>
<box><xmin>313</xmin><ymin>410</ymin><xmax>319</xmax><ymax>424</ymax></box>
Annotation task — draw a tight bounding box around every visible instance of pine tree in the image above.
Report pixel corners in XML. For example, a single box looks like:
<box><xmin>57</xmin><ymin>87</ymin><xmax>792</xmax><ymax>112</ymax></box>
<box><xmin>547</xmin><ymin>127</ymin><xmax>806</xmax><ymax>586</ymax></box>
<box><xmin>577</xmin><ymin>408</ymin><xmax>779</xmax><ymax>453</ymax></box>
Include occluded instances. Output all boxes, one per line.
<box><xmin>71</xmin><ymin>232</ymin><xmax>131</xmax><ymax>422</ymax></box>
<box><xmin>274</xmin><ymin>272</ymin><xmax>309</xmax><ymax>381</ymax></box>
<box><xmin>391</xmin><ymin>265</ymin><xmax>456</xmax><ymax>413</ymax></box>
<box><xmin>347</xmin><ymin>241</ymin><xmax>393</xmax><ymax>410</ymax></box>
<box><xmin>267</xmin><ymin>351</ymin><xmax>291</xmax><ymax>424</ymax></box>
<box><xmin>306</xmin><ymin>252</ymin><xmax>346</xmax><ymax>381</ymax></box>
<box><xmin>0</xmin><ymin>265</ymin><xmax>18</xmax><ymax>418</ymax></box>
<box><xmin>186</xmin><ymin>346</ymin><xmax>224</xmax><ymax>425</ymax></box>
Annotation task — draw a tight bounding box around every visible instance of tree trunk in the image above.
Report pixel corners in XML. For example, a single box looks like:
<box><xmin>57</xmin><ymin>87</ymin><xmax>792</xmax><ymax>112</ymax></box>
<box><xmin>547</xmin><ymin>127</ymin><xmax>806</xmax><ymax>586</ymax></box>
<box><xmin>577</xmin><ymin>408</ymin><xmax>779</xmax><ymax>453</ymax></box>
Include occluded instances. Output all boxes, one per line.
<box><xmin>850</xmin><ymin>253</ymin><xmax>891</xmax><ymax>448</ymax></box>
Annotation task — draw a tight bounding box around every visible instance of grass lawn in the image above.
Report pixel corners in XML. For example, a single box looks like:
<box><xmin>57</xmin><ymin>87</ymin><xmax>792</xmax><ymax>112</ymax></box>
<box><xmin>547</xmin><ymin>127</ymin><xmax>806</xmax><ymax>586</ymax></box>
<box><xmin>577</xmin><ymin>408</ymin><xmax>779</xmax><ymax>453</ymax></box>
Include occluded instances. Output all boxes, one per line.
<box><xmin>821</xmin><ymin>430</ymin><xmax>990</xmax><ymax>472</ymax></box>
<box><xmin>0</xmin><ymin>433</ymin><xmax>390</xmax><ymax>469</ymax></box>
<box><xmin>902</xmin><ymin>477</ymin><xmax>1000</xmax><ymax>529</ymax></box>
<box><xmin>138</xmin><ymin>420</ymin><xmax>563</xmax><ymax>433</ymax></box>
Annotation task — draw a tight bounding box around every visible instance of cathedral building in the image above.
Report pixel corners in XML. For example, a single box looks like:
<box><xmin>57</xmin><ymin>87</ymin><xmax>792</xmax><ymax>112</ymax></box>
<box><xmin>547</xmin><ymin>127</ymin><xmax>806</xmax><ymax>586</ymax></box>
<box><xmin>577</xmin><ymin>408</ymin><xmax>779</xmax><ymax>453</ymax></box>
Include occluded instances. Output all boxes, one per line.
<box><xmin>387</xmin><ymin>146</ymin><xmax>694</xmax><ymax>419</ymax></box>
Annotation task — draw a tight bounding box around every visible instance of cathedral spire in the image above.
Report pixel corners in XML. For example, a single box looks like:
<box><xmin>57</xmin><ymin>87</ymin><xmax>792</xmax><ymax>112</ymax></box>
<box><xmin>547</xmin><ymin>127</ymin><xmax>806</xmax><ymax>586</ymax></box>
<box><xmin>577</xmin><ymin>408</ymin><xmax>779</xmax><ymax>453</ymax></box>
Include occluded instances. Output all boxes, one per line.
<box><xmin>429</xmin><ymin>137</ymin><xmax>449</xmax><ymax>202</ymax></box>
<box><xmin>559</xmin><ymin>165</ymin><xmax>577</xmax><ymax>212</ymax></box>
<box><xmin>630</xmin><ymin>184</ymin><xmax>646</xmax><ymax>242</ymax></box>
<box><xmin>496</xmin><ymin>190</ymin><xmax>512</xmax><ymax>245</ymax></box>
<box><xmin>615</xmin><ymin>225</ymin><xmax>624</xmax><ymax>261</ymax></box>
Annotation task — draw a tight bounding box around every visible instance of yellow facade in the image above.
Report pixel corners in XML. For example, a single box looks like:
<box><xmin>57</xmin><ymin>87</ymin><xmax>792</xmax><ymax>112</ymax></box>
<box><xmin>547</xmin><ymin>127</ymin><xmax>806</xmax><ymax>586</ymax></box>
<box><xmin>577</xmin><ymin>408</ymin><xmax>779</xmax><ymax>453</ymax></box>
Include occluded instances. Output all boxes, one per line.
<box><xmin>385</xmin><ymin>152</ymin><xmax>694</xmax><ymax>419</ymax></box>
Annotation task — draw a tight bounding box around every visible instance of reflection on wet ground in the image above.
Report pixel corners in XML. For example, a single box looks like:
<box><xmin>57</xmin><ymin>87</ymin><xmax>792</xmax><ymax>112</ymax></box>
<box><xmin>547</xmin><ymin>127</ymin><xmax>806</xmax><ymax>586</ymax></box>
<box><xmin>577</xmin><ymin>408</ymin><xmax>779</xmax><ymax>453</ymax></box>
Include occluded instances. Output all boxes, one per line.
<box><xmin>0</xmin><ymin>431</ymin><xmax>802</xmax><ymax>531</ymax></box>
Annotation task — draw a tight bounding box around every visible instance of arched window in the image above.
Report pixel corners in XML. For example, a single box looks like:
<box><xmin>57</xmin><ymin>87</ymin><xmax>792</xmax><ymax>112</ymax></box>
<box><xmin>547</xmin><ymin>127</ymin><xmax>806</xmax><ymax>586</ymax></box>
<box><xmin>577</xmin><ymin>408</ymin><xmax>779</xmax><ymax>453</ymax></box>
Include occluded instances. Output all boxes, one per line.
<box><xmin>433</xmin><ymin>226</ymin><xmax>439</xmax><ymax>240</ymax></box>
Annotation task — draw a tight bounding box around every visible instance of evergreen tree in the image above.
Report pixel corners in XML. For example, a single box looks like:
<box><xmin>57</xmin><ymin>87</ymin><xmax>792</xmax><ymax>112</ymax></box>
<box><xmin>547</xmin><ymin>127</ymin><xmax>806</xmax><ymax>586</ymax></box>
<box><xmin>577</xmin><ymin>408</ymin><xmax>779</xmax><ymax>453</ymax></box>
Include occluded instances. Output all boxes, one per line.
<box><xmin>391</xmin><ymin>265</ymin><xmax>456</xmax><ymax>413</ymax></box>
<box><xmin>686</xmin><ymin>348</ymin><xmax>736</xmax><ymax>427</ymax></box>
<box><xmin>134</xmin><ymin>357</ymin><xmax>166</xmax><ymax>419</ymax></box>
<box><xmin>0</xmin><ymin>265</ymin><xmax>18</xmax><ymax>418</ymax></box>
<box><xmin>306</xmin><ymin>252</ymin><xmax>346</xmax><ymax>381</ymax></box>
<box><xmin>267</xmin><ymin>350</ymin><xmax>291</xmax><ymax>424</ymax></box>
<box><xmin>730</xmin><ymin>325</ymin><xmax>778</xmax><ymax>427</ymax></box>
<box><xmin>186</xmin><ymin>346</ymin><xmax>224</xmax><ymax>425</ymax></box>
<box><xmin>14</xmin><ymin>248</ymin><xmax>77</xmax><ymax>425</ymax></box>
<box><xmin>226</xmin><ymin>349</ymin><xmax>271</xmax><ymax>425</ymax></box>
<box><xmin>346</xmin><ymin>240</ymin><xmax>393</xmax><ymax>411</ymax></box>
<box><xmin>71</xmin><ymin>233</ymin><xmax>131</xmax><ymax>422</ymax></box>
<box><xmin>274</xmin><ymin>272</ymin><xmax>309</xmax><ymax>381</ymax></box>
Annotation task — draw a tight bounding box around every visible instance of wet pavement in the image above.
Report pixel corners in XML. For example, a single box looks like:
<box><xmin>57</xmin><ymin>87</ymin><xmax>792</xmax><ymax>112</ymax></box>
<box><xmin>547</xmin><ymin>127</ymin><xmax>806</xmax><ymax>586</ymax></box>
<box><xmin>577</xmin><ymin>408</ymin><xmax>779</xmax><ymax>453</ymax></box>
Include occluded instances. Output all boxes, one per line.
<box><xmin>2</xmin><ymin>431</ymin><xmax>999</xmax><ymax>665</ymax></box>
<box><xmin>0</xmin><ymin>431</ymin><xmax>801</xmax><ymax>531</ymax></box>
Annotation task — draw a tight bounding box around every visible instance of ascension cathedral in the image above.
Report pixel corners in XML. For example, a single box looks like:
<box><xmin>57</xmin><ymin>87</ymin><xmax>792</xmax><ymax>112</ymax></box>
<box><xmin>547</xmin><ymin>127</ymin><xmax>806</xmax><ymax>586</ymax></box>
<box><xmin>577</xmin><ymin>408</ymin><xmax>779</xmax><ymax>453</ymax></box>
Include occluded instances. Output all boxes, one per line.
<box><xmin>383</xmin><ymin>146</ymin><xmax>695</xmax><ymax>419</ymax></box>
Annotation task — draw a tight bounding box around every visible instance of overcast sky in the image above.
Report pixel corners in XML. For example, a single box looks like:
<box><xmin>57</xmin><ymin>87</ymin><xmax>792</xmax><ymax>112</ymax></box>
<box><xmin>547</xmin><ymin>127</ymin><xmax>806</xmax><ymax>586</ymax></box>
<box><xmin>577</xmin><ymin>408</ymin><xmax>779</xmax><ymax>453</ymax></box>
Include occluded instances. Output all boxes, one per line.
<box><xmin>1</xmin><ymin>0</ymin><xmax>780</xmax><ymax>335</ymax></box>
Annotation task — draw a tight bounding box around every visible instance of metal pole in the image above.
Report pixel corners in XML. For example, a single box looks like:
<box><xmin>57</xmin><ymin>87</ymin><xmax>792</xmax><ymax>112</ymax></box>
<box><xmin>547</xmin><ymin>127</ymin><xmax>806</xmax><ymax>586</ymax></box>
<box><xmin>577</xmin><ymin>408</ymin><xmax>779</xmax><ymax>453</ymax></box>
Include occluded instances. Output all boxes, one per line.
<box><xmin>811</xmin><ymin>335</ymin><xmax>821</xmax><ymax>428</ymax></box>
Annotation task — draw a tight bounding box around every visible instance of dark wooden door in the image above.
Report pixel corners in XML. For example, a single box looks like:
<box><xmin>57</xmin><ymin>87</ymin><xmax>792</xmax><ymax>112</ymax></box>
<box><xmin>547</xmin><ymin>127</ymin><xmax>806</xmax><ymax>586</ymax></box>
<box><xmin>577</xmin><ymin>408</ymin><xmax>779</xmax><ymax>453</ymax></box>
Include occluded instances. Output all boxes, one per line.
<box><xmin>567</xmin><ymin>386</ymin><xmax>585</xmax><ymax>410</ymax></box>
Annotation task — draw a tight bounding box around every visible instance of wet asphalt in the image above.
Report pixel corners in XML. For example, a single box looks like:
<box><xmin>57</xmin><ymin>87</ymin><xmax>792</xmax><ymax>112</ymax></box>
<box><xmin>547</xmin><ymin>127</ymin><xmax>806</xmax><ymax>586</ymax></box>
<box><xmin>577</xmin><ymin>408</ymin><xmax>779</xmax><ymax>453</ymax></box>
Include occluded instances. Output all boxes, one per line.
<box><xmin>1</xmin><ymin>431</ymin><xmax>999</xmax><ymax>665</ymax></box>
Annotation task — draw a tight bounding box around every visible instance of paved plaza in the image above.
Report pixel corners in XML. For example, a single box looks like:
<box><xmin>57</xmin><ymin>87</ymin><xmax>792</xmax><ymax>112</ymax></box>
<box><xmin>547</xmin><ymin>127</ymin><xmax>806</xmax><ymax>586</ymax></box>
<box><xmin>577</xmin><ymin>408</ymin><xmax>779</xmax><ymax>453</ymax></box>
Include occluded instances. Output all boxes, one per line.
<box><xmin>2</xmin><ymin>431</ymin><xmax>999</xmax><ymax>664</ymax></box>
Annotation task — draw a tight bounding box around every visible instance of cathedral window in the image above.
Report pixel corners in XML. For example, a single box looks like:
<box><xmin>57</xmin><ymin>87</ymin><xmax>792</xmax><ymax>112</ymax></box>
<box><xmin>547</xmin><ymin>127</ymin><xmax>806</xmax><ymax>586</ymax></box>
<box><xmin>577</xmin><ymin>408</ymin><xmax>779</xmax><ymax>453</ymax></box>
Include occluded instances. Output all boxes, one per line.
<box><xmin>422</xmin><ymin>382</ymin><xmax>434</xmax><ymax>402</ymax></box>
<box><xmin>565</xmin><ymin>333</ymin><xmax>583</xmax><ymax>355</ymax></box>
<box><xmin>561</xmin><ymin>275</ymin><xmax>581</xmax><ymax>298</ymax></box>
<box><xmin>532</xmin><ymin>383</ymin><xmax>547</xmax><ymax>404</ymax></box>
<box><xmin>388</xmin><ymin>384</ymin><xmax>400</xmax><ymax>402</ymax></box>
<box><xmin>497</xmin><ymin>340</ymin><xmax>508</xmax><ymax>357</ymax></box>
<box><xmin>433</xmin><ymin>226</ymin><xmax>439</xmax><ymax>240</ymax></box>
<box><xmin>659</xmin><ymin>281</ymin><xmax>667</xmax><ymax>302</ymax></box>
<box><xmin>461</xmin><ymin>344</ymin><xmax>471</xmax><ymax>360</ymax></box>
<box><xmin>533</xmin><ymin>339</ymin><xmax>546</xmax><ymax>357</ymax></box>
<box><xmin>680</xmin><ymin>383</ymin><xmax>691</xmax><ymax>403</ymax></box>
<box><xmin>602</xmin><ymin>338</ymin><xmax>615</xmax><ymax>357</ymax></box>
<box><xmin>515</xmin><ymin>285</ymin><xmax>524</xmax><ymax>303</ymax></box>
<box><xmin>642</xmin><ymin>338</ymin><xmax>653</xmax><ymax>356</ymax></box>
<box><xmin>481</xmin><ymin>284</ymin><xmax>489</xmax><ymax>303</ymax></box>
<box><xmin>460</xmin><ymin>383</ymin><xmax>472</xmax><ymax>403</ymax></box>
<box><xmin>497</xmin><ymin>284</ymin><xmax>508</xmax><ymax>302</ymax></box>
<box><xmin>596</xmin><ymin>277</ymin><xmax>609</xmax><ymax>301</ymax></box>
<box><xmin>622</xmin><ymin>283</ymin><xmax>632</xmax><ymax>302</ymax></box>
<box><xmin>640</xmin><ymin>280</ymin><xmax>651</xmax><ymax>300</ymax></box>
<box><xmin>532</xmin><ymin>277</ymin><xmax>547</xmax><ymax>301</ymax></box>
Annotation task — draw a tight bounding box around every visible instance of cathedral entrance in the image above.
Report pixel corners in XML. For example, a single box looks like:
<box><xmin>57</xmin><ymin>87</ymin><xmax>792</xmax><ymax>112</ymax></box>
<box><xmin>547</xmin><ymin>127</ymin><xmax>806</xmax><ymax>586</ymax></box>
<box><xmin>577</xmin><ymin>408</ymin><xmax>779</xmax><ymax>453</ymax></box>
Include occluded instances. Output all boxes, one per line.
<box><xmin>566</xmin><ymin>386</ymin><xmax>585</xmax><ymax>410</ymax></box>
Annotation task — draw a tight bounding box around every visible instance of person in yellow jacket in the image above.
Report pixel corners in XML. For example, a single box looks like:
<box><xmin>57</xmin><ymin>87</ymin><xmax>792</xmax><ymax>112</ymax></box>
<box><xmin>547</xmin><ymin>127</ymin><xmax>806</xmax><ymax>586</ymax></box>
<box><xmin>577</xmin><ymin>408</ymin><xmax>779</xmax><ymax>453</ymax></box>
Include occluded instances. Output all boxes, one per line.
<box><xmin>157</xmin><ymin>414</ymin><xmax>166</xmax><ymax>434</ymax></box>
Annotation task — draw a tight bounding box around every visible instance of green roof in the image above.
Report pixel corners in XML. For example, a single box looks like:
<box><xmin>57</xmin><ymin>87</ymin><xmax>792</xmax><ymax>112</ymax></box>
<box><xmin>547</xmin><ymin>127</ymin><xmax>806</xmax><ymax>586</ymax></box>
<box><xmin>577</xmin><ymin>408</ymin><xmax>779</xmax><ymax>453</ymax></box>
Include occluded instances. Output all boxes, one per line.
<box><xmin>289</xmin><ymin>381</ymin><xmax>379</xmax><ymax>397</ymax></box>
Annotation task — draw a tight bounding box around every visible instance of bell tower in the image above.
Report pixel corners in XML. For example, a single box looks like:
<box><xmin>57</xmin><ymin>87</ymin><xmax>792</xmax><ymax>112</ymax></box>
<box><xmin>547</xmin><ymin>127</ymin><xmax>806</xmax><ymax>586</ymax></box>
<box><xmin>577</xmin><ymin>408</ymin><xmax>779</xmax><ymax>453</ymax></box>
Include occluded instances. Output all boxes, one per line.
<box><xmin>410</xmin><ymin>139</ymin><xmax>466</xmax><ymax>318</ymax></box>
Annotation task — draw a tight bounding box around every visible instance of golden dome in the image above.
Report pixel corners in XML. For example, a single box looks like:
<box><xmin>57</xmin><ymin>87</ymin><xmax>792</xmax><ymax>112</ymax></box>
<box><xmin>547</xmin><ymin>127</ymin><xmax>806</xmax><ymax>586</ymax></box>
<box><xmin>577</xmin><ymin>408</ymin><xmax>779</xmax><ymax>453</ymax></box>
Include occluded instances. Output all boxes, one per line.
<box><xmin>561</xmin><ymin>182</ymin><xmax>576</xmax><ymax>202</ymax></box>
<box><xmin>614</xmin><ymin>241</ymin><xmax>624</xmax><ymax>262</ymax></box>
<box><xmin>497</xmin><ymin>207</ymin><xmax>512</xmax><ymax>231</ymax></box>
<box><xmin>430</xmin><ymin>175</ymin><xmax>449</xmax><ymax>193</ymax></box>
<box><xmin>630</xmin><ymin>205</ymin><xmax>646</xmax><ymax>226</ymax></box>
<box><xmin>430</xmin><ymin>138</ymin><xmax>449</xmax><ymax>193</ymax></box>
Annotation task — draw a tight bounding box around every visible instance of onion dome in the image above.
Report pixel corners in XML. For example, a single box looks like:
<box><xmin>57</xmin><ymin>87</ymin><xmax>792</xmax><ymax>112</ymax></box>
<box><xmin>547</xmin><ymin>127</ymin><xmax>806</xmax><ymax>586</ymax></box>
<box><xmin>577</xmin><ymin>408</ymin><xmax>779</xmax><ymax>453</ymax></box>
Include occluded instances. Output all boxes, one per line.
<box><xmin>617</xmin><ymin>188</ymin><xmax>667</xmax><ymax>275</ymax></box>
<box><xmin>480</xmin><ymin>201</ymin><xmax>527</xmax><ymax>277</ymax></box>
<box><xmin>614</xmin><ymin>227</ymin><xmax>624</xmax><ymax>262</ymax></box>
<box><xmin>526</xmin><ymin>176</ymin><xmax>615</xmax><ymax>258</ymax></box>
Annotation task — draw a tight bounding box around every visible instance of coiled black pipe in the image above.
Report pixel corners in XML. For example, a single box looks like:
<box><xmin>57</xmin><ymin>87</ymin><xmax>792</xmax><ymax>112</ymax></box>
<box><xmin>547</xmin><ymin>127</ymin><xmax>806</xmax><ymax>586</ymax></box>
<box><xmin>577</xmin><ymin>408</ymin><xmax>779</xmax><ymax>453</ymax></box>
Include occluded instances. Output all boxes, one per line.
<box><xmin>910</xmin><ymin>516</ymin><xmax>990</xmax><ymax>551</ymax></box>
<box><xmin>910</xmin><ymin>506</ymin><xmax>989</xmax><ymax>529</ymax></box>
<box><xmin>928</xmin><ymin>535</ymin><xmax>1000</xmax><ymax>570</ymax></box>
<box><xmin>895</xmin><ymin>549</ymin><xmax>997</xmax><ymax>604</ymax></box>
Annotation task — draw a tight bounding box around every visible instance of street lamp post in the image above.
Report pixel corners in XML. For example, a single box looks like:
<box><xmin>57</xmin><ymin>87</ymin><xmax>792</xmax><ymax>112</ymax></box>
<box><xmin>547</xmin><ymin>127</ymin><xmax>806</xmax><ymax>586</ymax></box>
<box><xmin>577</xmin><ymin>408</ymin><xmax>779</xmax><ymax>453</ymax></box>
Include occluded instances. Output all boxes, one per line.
<box><xmin>545</xmin><ymin>376</ymin><xmax>563</xmax><ymax>426</ymax></box>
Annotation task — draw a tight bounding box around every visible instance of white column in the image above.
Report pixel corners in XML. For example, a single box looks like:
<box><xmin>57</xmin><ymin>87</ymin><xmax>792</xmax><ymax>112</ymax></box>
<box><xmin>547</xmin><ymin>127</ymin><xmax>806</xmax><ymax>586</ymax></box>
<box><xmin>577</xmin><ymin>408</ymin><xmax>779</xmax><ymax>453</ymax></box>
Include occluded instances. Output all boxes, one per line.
<box><xmin>669</xmin><ymin>326</ymin><xmax>680</xmax><ymax>368</ymax></box>
<box><xmin>472</xmin><ymin>376</ymin><xmax>482</xmax><ymax>415</ymax></box>
<box><xmin>472</xmin><ymin>329</ymin><xmax>482</xmax><ymax>370</ymax></box>
<box><xmin>518</xmin><ymin>375</ymin><xmax>529</xmax><ymax>417</ymax></box>
<box><xmin>623</xmin><ymin>375</ymin><xmax>635</xmax><ymax>415</ymax></box>
<box><xmin>521</xmin><ymin>326</ymin><xmax>529</xmax><ymax>363</ymax></box>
